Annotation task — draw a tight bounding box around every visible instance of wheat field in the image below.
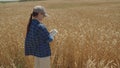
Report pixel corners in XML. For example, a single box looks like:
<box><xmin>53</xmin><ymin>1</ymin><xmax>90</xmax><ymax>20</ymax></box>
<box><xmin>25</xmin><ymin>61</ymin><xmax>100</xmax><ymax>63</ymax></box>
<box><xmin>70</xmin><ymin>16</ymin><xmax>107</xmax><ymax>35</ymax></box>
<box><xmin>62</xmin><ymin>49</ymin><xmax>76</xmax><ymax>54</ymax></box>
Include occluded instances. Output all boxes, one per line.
<box><xmin>0</xmin><ymin>0</ymin><xmax>120</xmax><ymax>68</ymax></box>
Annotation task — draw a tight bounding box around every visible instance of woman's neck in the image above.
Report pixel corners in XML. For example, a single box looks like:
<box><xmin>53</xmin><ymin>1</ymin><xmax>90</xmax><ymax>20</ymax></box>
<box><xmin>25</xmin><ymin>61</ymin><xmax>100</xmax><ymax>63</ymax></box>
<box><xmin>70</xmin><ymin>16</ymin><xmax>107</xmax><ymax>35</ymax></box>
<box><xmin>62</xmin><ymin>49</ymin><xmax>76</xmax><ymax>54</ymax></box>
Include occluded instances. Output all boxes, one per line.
<box><xmin>32</xmin><ymin>17</ymin><xmax>42</xmax><ymax>23</ymax></box>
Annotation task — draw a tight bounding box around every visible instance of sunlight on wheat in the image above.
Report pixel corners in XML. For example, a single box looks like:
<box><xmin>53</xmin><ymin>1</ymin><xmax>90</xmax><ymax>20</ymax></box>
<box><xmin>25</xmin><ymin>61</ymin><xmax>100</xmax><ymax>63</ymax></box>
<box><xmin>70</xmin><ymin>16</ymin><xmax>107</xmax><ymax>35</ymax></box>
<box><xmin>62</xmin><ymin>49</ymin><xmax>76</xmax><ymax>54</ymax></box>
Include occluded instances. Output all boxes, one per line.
<box><xmin>0</xmin><ymin>0</ymin><xmax>120</xmax><ymax>68</ymax></box>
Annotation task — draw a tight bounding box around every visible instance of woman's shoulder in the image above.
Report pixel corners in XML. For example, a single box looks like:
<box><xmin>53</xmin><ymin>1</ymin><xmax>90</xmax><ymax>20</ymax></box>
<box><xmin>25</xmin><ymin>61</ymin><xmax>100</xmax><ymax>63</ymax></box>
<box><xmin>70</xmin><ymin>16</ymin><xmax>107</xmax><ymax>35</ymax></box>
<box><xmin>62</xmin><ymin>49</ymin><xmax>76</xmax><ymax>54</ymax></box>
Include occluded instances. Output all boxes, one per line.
<box><xmin>31</xmin><ymin>19</ymin><xmax>39</xmax><ymax>25</ymax></box>
<box><xmin>38</xmin><ymin>24</ymin><xmax>46</xmax><ymax>28</ymax></box>
<box><xmin>31</xmin><ymin>19</ymin><xmax>47</xmax><ymax>31</ymax></box>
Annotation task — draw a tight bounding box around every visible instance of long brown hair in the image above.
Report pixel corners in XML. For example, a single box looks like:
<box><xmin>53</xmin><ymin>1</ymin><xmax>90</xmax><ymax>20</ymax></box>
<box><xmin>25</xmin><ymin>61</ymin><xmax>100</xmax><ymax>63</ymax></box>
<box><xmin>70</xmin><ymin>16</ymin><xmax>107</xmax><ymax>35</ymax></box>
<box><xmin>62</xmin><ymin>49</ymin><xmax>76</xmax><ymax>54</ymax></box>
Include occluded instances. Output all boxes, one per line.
<box><xmin>26</xmin><ymin>12</ymin><xmax>39</xmax><ymax>35</ymax></box>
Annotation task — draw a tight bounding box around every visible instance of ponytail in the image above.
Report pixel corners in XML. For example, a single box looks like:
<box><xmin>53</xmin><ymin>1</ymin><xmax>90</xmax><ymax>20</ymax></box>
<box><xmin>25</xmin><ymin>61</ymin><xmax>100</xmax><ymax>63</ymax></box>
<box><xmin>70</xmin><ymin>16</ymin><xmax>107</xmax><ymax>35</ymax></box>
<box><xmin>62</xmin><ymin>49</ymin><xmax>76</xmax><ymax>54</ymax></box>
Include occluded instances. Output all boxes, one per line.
<box><xmin>26</xmin><ymin>13</ymin><xmax>32</xmax><ymax>35</ymax></box>
<box><xmin>26</xmin><ymin>12</ymin><xmax>39</xmax><ymax>36</ymax></box>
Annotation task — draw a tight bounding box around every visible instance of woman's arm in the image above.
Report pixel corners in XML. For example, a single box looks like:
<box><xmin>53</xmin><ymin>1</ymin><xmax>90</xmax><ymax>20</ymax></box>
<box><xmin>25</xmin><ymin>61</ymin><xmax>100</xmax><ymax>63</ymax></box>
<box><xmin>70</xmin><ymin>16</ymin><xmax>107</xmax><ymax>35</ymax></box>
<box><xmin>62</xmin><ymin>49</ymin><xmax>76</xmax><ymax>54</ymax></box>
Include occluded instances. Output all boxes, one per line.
<box><xmin>38</xmin><ymin>24</ymin><xmax>54</xmax><ymax>43</ymax></box>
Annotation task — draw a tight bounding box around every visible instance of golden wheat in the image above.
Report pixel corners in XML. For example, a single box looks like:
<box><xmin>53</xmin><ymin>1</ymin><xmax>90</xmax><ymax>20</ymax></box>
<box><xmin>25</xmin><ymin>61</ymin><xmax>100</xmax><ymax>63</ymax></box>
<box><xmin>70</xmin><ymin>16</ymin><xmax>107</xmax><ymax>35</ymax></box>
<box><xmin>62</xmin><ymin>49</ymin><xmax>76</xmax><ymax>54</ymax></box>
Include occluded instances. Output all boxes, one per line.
<box><xmin>0</xmin><ymin>0</ymin><xmax>120</xmax><ymax>68</ymax></box>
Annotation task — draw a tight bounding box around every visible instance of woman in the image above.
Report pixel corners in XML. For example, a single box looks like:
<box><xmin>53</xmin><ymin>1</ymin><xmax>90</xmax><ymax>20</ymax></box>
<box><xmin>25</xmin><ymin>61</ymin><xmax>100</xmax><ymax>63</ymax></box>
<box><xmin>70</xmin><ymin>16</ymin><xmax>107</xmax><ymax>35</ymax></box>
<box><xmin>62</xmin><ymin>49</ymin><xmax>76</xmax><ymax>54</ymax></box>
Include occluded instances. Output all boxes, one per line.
<box><xmin>25</xmin><ymin>6</ymin><xmax>56</xmax><ymax>68</ymax></box>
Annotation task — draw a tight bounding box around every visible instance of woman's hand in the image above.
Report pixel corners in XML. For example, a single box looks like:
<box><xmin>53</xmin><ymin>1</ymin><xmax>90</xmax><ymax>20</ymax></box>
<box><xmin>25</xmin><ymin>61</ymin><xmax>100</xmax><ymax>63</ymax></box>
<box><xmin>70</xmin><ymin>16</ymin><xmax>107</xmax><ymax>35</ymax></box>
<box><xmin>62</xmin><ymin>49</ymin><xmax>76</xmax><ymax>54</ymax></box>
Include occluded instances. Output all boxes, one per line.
<box><xmin>50</xmin><ymin>29</ymin><xmax>58</xmax><ymax>37</ymax></box>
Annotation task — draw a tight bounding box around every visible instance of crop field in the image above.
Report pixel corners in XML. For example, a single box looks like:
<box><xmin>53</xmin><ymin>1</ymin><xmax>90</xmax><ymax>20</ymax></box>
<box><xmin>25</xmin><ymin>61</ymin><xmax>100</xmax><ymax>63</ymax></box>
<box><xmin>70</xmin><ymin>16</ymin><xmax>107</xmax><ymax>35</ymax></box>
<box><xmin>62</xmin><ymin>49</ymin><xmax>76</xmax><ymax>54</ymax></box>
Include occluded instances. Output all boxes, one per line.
<box><xmin>0</xmin><ymin>0</ymin><xmax>120</xmax><ymax>68</ymax></box>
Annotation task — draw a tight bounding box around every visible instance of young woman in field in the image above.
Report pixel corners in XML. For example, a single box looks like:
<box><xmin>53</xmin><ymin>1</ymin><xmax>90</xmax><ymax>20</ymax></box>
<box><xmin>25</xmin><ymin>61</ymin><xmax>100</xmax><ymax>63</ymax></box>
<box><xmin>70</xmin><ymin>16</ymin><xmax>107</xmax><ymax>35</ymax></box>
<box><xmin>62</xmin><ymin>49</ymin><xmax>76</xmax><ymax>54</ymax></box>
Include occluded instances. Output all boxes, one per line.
<box><xmin>25</xmin><ymin>5</ymin><xmax>57</xmax><ymax>68</ymax></box>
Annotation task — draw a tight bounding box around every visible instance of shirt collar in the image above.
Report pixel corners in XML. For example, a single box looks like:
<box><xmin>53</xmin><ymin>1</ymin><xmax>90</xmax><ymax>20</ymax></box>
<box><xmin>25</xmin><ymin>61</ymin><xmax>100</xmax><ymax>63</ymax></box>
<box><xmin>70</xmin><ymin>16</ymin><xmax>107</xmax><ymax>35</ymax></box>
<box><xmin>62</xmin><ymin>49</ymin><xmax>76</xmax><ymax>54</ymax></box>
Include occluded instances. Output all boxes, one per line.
<box><xmin>32</xmin><ymin>19</ymin><xmax>42</xmax><ymax>24</ymax></box>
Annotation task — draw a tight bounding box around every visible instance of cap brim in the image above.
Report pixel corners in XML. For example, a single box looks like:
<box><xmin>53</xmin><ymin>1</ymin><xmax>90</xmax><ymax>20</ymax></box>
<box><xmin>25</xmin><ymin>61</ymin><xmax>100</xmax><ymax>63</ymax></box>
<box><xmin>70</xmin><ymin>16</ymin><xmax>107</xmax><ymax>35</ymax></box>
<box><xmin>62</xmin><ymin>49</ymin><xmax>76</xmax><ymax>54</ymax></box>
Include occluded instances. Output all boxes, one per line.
<box><xmin>44</xmin><ymin>13</ymin><xmax>49</xmax><ymax>17</ymax></box>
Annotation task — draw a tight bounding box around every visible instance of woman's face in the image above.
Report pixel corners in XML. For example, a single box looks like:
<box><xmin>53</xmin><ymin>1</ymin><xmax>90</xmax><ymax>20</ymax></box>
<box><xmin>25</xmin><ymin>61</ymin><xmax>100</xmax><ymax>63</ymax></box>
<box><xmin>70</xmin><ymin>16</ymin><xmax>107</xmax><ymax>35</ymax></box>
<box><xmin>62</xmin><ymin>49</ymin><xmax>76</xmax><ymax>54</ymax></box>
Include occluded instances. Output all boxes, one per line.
<box><xmin>37</xmin><ymin>13</ymin><xmax>45</xmax><ymax>21</ymax></box>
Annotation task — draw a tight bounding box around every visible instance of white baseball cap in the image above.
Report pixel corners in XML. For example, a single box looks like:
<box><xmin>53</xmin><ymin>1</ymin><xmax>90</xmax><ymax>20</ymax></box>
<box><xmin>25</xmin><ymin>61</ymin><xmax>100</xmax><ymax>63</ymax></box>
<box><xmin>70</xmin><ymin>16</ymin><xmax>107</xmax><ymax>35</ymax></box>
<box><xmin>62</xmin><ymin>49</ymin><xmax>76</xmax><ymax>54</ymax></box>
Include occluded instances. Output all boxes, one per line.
<box><xmin>33</xmin><ymin>6</ymin><xmax>49</xmax><ymax>17</ymax></box>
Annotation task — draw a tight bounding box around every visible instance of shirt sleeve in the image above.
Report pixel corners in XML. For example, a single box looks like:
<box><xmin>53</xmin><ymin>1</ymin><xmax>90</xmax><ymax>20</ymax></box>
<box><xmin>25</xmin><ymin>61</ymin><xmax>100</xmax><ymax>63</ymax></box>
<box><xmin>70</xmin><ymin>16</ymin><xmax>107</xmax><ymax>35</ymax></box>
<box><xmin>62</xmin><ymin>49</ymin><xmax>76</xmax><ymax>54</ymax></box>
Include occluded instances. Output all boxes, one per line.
<box><xmin>37</xmin><ymin>24</ymin><xmax>54</xmax><ymax>43</ymax></box>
